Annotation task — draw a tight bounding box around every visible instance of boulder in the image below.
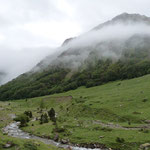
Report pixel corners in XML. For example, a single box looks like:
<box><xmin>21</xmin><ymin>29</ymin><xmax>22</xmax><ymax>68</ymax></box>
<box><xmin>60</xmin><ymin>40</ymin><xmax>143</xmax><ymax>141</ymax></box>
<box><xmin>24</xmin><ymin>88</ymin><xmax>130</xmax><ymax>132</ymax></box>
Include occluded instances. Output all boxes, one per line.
<box><xmin>61</xmin><ymin>139</ymin><xmax>68</xmax><ymax>144</ymax></box>
<box><xmin>145</xmin><ymin>120</ymin><xmax>150</xmax><ymax>124</ymax></box>
<box><xmin>67</xmin><ymin>146</ymin><xmax>72</xmax><ymax>150</ymax></box>
<box><xmin>3</xmin><ymin>142</ymin><xmax>14</xmax><ymax>148</ymax></box>
<box><xmin>140</xmin><ymin>143</ymin><xmax>150</xmax><ymax>150</ymax></box>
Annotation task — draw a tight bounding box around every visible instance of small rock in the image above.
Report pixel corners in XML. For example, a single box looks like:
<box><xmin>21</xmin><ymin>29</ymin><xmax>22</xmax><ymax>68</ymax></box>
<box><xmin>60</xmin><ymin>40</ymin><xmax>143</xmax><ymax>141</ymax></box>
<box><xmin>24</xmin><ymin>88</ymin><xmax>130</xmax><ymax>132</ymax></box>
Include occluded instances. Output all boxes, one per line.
<box><xmin>145</xmin><ymin>120</ymin><xmax>150</xmax><ymax>124</ymax></box>
<box><xmin>3</xmin><ymin>142</ymin><xmax>14</xmax><ymax>148</ymax></box>
<box><xmin>34</xmin><ymin>141</ymin><xmax>40</xmax><ymax>146</ymax></box>
<box><xmin>99</xmin><ymin>136</ymin><xmax>104</xmax><ymax>138</ymax></box>
<box><xmin>140</xmin><ymin>143</ymin><xmax>150</xmax><ymax>150</ymax></box>
<box><xmin>67</xmin><ymin>146</ymin><xmax>72</xmax><ymax>150</ymax></box>
<box><xmin>61</xmin><ymin>139</ymin><xmax>68</xmax><ymax>144</ymax></box>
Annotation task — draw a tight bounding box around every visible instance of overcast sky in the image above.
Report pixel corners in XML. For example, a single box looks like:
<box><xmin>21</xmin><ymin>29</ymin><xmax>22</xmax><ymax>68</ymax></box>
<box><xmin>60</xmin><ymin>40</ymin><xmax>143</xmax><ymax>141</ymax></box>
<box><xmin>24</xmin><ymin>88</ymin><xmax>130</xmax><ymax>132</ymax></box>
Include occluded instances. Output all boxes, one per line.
<box><xmin>0</xmin><ymin>0</ymin><xmax>150</xmax><ymax>84</ymax></box>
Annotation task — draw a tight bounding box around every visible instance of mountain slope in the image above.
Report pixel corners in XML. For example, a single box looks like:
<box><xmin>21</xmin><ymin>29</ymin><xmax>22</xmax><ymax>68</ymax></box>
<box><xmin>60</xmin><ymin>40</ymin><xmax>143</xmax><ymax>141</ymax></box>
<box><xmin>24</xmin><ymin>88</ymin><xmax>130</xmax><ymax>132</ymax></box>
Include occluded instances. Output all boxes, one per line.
<box><xmin>1</xmin><ymin>13</ymin><xmax>150</xmax><ymax>101</ymax></box>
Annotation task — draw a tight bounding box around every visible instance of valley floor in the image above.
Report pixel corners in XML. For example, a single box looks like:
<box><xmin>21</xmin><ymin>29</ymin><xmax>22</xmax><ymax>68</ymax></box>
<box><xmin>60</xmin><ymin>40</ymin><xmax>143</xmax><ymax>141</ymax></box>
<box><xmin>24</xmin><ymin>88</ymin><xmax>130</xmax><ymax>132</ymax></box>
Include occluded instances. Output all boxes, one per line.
<box><xmin>1</xmin><ymin>74</ymin><xmax>150</xmax><ymax>149</ymax></box>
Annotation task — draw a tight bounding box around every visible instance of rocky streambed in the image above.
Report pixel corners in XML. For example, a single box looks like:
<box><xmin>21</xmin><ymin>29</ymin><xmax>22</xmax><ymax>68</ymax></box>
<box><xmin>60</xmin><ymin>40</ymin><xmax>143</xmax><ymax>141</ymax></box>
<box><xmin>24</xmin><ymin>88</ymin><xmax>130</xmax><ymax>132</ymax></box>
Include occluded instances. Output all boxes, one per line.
<box><xmin>3</xmin><ymin>122</ymin><xmax>108</xmax><ymax>150</ymax></box>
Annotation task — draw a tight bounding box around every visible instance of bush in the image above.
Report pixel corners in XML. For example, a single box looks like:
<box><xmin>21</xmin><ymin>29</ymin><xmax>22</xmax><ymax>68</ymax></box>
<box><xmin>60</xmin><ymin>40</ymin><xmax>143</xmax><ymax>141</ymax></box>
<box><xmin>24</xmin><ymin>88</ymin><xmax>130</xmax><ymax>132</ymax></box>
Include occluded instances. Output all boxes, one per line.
<box><xmin>24</xmin><ymin>111</ymin><xmax>32</xmax><ymax>118</ymax></box>
<box><xmin>116</xmin><ymin>137</ymin><xmax>125</xmax><ymax>143</ymax></box>
<box><xmin>139</xmin><ymin>128</ymin><xmax>149</xmax><ymax>133</ymax></box>
<box><xmin>53</xmin><ymin>127</ymin><xmax>66</xmax><ymax>133</ymax></box>
<box><xmin>142</xmin><ymin>98</ymin><xmax>148</xmax><ymax>102</ymax></box>
<box><xmin>40</xmin><ymin>113</ymin><xmax>49</xmax><ymax>124</ymax></box>
<box><xmin>48</xmin><ymin>108</ymin><xmax>56</xmax><ymax>123</ymax></box>
<box><xmin>101</xmin><ymin>127</ymin><xmax>113</xmax><ymax>132</ymax></box>
<box><xmin>24</xmin><ymin>142</ymin><xmax>37</xmax><ymax>150</ymax></box>
<box><xmin>14</xmin><ymin>114</ymin><xmax>29</xmax><ymax>127</ymax></box>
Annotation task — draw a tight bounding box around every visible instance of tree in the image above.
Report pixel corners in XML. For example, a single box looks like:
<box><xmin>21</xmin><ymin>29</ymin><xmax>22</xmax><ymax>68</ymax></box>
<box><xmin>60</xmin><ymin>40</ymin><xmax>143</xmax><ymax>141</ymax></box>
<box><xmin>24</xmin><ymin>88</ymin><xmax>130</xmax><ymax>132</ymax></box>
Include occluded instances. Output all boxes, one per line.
<box><xmin>14</xmin><ymin>114</ymin><xmax>29</xmax><ymax>127</ymax></box>
<box><xmin>24</xmin><ymin>111</ymin><xmax>32</xmax><ymax>118</ymax></box>
<box><xmin>40</xmin><ymin>113</ymin><xmax>49</xmax><ymax>124</ymax></box>
<box><xmin>48</xmin><ymin>108</ymin><xmax>56</xmax><ymax>123</ymax></box>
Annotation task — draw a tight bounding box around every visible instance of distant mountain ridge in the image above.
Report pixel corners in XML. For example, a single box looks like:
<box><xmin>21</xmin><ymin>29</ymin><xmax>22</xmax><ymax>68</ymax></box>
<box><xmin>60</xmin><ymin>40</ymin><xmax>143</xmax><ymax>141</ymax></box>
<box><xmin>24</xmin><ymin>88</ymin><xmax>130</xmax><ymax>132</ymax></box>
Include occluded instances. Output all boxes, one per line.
<box><xmin>94</xmin><ymin>13</ymin><xmax>150</xmax><ymax>30</ymax></box>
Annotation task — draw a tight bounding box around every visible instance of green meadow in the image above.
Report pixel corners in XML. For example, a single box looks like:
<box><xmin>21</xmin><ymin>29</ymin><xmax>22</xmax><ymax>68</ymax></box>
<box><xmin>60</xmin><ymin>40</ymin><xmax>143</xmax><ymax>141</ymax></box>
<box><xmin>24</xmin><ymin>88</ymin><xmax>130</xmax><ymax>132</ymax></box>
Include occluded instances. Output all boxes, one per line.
<box><xmin>1</xmin><ymin>74</ymin><xmax>150</xmax><ymax>149</ymax></box>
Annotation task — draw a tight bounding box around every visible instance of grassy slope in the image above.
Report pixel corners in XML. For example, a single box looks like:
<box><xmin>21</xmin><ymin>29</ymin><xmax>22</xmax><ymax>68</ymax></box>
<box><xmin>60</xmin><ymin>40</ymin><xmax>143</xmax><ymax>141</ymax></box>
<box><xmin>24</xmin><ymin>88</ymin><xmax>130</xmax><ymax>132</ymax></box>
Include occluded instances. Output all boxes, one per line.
<box><xmin>1</xmin><ymin>74</ymin><xmax>150</xmax><ymax>149</ymax></box>
<box><xmin>0</xmin><ymin>102</ymin><xmax>63</xmax><ymax>150</ymax></box>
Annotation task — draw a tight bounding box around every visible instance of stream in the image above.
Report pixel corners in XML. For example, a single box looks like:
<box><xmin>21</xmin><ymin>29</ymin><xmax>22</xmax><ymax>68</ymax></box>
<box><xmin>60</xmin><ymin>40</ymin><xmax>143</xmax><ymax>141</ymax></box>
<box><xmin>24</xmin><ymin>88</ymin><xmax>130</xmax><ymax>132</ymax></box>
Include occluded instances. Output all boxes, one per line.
<box><xmin>3</xmin><ymin>122</ymin><xmax>107</xmax><ymax>150</ymax></box>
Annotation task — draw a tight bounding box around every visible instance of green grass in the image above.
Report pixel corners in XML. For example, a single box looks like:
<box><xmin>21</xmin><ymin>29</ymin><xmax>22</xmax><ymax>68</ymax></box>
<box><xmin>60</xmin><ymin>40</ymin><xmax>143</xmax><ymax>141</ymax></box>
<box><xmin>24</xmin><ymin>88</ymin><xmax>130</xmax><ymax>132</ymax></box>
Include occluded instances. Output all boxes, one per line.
<box><xmin>2</xmin><ymin>74</ymin><xmax>150</xmax><ymax>149</ymax></box>
<box><xmin>0</xmin><ymin>102</ymin><xmax>63</xmax><ymax>150</ymax></box>
<box><xmin>0</xmin><ymin>133</ymin><xmax>61</xmax><ymax>150</ymax></box>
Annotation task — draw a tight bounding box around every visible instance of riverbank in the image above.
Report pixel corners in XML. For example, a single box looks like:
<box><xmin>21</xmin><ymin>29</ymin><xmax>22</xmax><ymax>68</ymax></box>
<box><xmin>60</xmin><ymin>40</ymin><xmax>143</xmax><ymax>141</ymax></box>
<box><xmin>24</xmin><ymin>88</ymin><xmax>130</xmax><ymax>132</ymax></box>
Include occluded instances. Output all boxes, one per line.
<box><xmin>3</xmin><ymin>122</ymin><xmax>106</xmax><ymax>150</ymax></box>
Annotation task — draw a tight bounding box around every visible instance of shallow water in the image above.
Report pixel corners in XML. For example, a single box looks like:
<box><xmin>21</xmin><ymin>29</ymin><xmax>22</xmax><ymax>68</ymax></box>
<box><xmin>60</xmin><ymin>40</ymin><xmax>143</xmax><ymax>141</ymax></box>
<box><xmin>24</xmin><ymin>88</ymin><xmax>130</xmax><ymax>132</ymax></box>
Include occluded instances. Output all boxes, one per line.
<box><xmin>3</xmin><ymin>122</ymin><xmax>105</xmax><ymax>150</ymax></box>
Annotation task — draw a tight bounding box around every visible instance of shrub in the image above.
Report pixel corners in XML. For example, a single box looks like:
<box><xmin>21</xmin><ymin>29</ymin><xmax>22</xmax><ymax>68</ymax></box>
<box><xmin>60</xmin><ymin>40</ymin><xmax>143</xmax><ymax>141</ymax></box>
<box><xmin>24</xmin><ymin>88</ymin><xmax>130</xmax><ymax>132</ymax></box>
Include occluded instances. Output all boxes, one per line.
<box><xmin>53</xmin><ymin>127</ymin><xmax>66</xmax><ymax>133</ymax></box>
<box><xmin>142</xmin><ymin>98</ymin><xmax>148</xmax><ymax>102</ymax></box>
<box><xmin>116</xmin><ymin>137</ymin><xmax>125</xmax><ymax>143</ymax></box>
<box><xmin>14</xmin><ymin>114</ymin><xmax>29</xmax><ymax>127</ymax></box>
<box><xmin>40</xmin><ymin>113</ymin><xmax>49</xmax><ymax>124</ymax></box>
<box><xmin>101</xmin><ymin>127</ymin><xmax>113</xmax><ymax>132</ymax></box>
<box><xmin>24</xmin><ymin>111</ymin><xmax>32</xmax><ymax>118</ymax></box>
<box><xmin>48</xmin><ymin>108</ymin><xmax>56</xmax><ymax>123</ymax></box>
<box><xmin>139</xmin><ymin>128</ymin><xmax>149</xmax><ymax>133</ymax></box>
<box><xmin>23</xmin><ymin>142</ymin><xmax>37</xmax><ymax>150</ymax></box>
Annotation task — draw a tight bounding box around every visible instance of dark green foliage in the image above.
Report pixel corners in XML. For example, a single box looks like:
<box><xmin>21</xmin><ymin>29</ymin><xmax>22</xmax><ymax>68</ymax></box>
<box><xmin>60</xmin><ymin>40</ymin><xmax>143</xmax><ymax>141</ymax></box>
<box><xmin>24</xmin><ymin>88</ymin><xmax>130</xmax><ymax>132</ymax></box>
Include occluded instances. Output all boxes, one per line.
<box><xmin>142</xmin><ymin>98</ymin><xmax>148</xmax><ymax>102</ymax></box>
<box><xmin>48</xmin><ymin>108</ymin><xmax>56</xmax><ymax>123</ymax></box>
<box><xmin>23</xmin><ymin>142</ymin><xmax>37</xmax><ymax>150</ymax></box>
<box><xmin>101</xmin><ymin>127</ymin><xmax>113</xmax><ymax>132</ymax></box>
<box><xmin>14</xmin><ymin>114</ymin><xmax>29</xmax><ymax>127</ymax></box>
<box><xmin>52</xmin><ymin>127</ymin><xmax>66</xmax><ymax>133</ymax></box>
<box><xmin>116</xmin><ymin>137</ymin><xmax>125</xmax><ymax>143</ymax></box>
<box><xmin>24</xmin><ymin>111</ymin><xmax>32</xmax><ymax>118</ymax></box>
<box><xmin>139</xmin><ymin>128</ymin><xmax>149</xmax><ymax>133</ymax></box>
<box><xmin>0</xmin><ymin>68</ymin><xmax>69</xmax><ymax>101</ymax></box>
<box><xmin>40</xmin><ymin>113</ymin><xmax>49</xmax><ymax>124</ymax></box>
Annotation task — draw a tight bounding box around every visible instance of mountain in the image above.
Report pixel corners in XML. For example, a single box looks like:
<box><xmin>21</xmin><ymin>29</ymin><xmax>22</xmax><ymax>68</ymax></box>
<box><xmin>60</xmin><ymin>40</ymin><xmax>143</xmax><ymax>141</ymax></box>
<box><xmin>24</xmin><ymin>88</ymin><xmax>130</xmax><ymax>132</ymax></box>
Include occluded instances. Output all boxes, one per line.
<box><xmin>1</xmin><ymin>13</ymin><xmax>150</xmax><ymax>101</ymax></box>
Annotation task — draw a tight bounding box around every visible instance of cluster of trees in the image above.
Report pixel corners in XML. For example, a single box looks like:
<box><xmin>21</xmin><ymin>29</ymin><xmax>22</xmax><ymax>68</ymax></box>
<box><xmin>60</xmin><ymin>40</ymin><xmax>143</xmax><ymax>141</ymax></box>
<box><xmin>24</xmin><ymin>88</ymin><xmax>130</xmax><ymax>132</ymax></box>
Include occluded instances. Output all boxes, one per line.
<box><xmin>1</xmin><ymin>47</ymin><xmax>150</xmax><ymax>101</ymax></box>
<box><xmin>40</xmin><ymin>108</ymin><xmax>56</xmax><ymax>124</ymax></box>
<box><xmin>68</xmin><ymin>59</ymin><xmax>150</xmax><ymax>88</ymax></box>
<box><xmin>14</xmin><ymin>108</ymin><xmax>56</xmax><ymax>126</ymax></box>
<box><xmin>14</xmin><ymin>111</ymin><xmax>32</xmax><ymax>127</ymax></box>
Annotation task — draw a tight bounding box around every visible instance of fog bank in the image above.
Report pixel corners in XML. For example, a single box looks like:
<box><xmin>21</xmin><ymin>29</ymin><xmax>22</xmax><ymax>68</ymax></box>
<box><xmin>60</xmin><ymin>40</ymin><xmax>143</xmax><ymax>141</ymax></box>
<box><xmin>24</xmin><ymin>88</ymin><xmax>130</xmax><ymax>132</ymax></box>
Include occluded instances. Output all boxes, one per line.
<box><xmin>39</xmin><ymin>23</ymin><xmax>150</xmax><ymax>70</ymax></box>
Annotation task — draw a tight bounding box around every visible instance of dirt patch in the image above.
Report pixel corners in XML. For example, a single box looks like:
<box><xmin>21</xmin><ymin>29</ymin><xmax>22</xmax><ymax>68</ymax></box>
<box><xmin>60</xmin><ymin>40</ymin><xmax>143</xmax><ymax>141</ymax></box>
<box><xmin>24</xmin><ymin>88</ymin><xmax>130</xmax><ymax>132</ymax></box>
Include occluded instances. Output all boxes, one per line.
<box><xmin>43</xmin><ymin>96</ymin><xmax>73</xmax><ymax>103</ymax></box>
<box><xmin>93</xmin><ymin>120</ymin><xmax>150</xmax><ymax>130</ymax></box>
<box><xmin>56</xmin><ymin>96</ymin><xmax>73</xmax><ymax>102</ymax></box>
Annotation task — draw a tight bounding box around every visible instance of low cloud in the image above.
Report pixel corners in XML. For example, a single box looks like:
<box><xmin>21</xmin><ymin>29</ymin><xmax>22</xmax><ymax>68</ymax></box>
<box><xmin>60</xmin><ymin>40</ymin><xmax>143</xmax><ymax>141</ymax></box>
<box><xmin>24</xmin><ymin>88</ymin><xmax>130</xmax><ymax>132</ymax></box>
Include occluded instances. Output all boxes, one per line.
<box><xmin>0</xmin><ymin>46</ymin><xmax>53</xmax><ymax>84</ymax></box>
<box><xmin>41</xmin><ymin>22</ymin><xmax>150</xmax><ymax>70</ymax></box>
